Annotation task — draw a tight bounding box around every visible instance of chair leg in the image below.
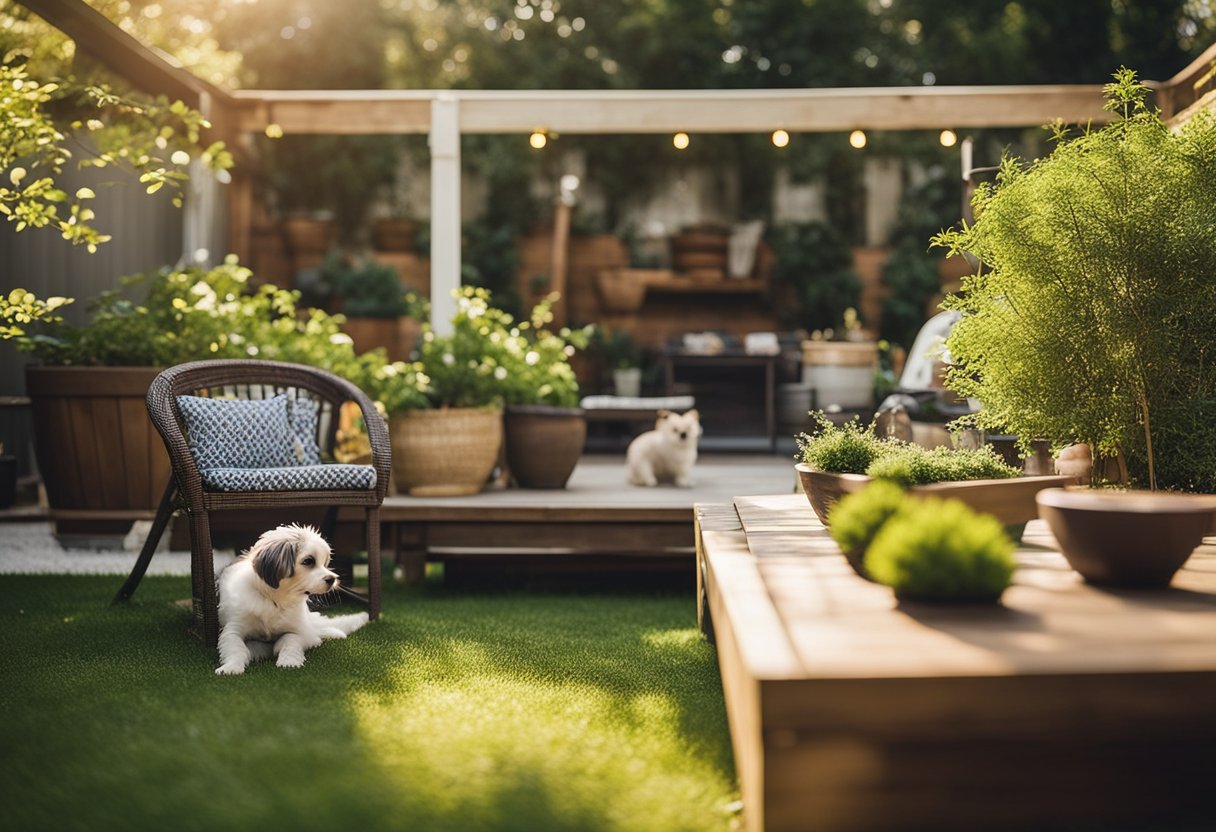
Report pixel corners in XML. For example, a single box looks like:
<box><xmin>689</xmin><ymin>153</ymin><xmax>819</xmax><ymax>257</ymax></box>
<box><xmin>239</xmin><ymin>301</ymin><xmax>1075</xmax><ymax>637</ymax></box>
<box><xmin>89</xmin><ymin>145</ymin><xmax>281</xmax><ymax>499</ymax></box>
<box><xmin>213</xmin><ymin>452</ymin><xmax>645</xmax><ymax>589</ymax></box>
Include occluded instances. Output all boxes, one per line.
<box><xmin>188</xmin><ymin>508</ymin><xmax>220</xmax><ymax>649</ymax></box>
<box><xmin>112</xmin><ymin>479</ymin><xmax>176</xmax><ymax>605</ymax></box>
<box><xmin>366</xmin><ymin>507</ymin><xmax>381</xmax><ymax>620</ymax></box>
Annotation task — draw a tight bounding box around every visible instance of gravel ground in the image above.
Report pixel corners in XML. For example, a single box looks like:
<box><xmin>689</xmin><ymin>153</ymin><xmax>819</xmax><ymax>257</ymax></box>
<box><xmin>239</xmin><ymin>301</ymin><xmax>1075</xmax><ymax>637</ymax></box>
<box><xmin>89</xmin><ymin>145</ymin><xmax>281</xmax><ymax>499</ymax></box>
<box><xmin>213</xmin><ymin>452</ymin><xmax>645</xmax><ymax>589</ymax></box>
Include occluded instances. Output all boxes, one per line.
<box><xmin>0</xmin><ymin>521</ymin><xmax>235</xmax><ymax>575</ymax></box>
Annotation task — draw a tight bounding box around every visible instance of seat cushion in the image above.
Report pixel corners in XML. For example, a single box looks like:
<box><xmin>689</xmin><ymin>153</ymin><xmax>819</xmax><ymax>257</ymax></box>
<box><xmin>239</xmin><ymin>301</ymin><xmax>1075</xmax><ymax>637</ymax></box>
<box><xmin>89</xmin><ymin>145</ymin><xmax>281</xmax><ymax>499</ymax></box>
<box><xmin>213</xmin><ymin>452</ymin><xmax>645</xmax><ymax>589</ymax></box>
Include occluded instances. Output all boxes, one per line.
<box><xmin>200</xmin><ymin>464</ymin><xmax>377</xmax><ymax>492</ymax></box>
<box><xmin>176</xmin><ymin>393</ymin><xmax>322</xmax><ymax>469</ymax></box>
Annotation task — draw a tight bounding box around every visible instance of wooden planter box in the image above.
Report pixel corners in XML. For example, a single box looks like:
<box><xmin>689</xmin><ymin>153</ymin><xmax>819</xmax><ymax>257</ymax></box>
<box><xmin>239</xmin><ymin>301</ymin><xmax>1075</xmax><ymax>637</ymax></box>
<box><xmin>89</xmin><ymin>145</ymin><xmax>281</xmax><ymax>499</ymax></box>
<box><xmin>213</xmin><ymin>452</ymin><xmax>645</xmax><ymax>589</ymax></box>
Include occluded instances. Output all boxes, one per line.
<box><xmin>26</xmin><ymin>366</ymin><xmax>169</xmax><ymax>538</ymax></box>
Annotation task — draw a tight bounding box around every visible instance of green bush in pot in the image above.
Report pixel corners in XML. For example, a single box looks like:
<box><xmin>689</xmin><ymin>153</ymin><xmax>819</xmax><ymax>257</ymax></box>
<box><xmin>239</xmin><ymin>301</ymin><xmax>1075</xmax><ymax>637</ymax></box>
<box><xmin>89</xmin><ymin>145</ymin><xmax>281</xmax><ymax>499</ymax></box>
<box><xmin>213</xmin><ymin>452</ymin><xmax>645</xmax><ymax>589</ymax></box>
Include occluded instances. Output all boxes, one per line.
<box><xmin>932</xmin><ymin>68</ymin><xmax>1216</xmax><ymax>492</ymax></box>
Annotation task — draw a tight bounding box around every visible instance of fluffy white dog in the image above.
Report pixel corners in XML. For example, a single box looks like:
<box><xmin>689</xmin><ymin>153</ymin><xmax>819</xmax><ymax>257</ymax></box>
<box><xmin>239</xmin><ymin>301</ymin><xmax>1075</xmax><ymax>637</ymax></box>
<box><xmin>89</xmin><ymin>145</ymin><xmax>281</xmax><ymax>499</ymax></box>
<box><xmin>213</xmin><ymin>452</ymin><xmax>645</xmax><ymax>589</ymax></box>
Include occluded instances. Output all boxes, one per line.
<box><xmin>215</xmin><ymin>524</ymin><xmax>369</xmax><ymax>676</ymax></box>
<box><xmin>626</xmin><ymin>409</ymin><xmax>702</xmax><ymax>488</ymax></box>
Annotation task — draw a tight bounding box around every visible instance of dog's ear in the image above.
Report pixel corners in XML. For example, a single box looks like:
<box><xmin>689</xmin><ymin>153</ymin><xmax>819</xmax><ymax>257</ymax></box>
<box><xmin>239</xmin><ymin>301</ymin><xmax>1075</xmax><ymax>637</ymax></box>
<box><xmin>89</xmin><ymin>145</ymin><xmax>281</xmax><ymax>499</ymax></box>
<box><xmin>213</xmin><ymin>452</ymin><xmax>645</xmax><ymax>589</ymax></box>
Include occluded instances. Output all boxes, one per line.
<box><xmin>686</xmin><ymin>409</ymin><xmax>703</xmax><ymax>434</ymax></box>
<box><xmin>656</xmin><ymin>410</ymin><xmax>672</xmax><ymax>424</ymax></box>
<box><xmin>252</xmin><ymin>533</ymin><xmax>297</xmax><ymax>589</ymax></box>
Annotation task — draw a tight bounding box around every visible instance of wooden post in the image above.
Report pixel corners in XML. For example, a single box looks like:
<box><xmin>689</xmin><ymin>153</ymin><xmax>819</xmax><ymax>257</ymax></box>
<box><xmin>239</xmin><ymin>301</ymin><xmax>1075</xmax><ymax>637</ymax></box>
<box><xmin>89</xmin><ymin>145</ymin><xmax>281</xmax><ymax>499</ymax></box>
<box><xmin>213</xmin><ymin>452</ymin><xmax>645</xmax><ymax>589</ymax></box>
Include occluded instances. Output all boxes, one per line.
<box><xmin>429</xmin><ymin>94</ymin><xmax>461</xmax><ymax>335</ymax></box>
<box><xmin>550</xmin><ymin>198</ymin><xmax>572</xmax><ymax>328</ymax></box>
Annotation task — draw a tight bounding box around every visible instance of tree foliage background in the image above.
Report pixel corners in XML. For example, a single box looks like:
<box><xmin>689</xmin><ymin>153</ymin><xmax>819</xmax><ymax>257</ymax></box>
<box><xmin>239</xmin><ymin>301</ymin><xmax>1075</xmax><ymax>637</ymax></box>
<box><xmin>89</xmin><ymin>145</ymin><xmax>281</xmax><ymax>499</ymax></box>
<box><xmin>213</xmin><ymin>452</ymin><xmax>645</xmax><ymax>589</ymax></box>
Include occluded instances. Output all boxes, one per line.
<box><xmin>5</xmin><ymin>0</ymin><xmax>1215</xmax><ymax>328</ymax></box>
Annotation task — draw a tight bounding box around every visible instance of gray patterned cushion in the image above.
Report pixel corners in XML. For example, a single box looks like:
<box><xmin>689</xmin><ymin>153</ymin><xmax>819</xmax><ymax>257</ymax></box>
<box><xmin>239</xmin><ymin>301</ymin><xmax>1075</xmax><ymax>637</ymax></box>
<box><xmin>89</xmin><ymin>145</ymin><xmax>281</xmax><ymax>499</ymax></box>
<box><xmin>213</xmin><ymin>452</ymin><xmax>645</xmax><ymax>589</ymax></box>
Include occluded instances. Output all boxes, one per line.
<box><xmin>286</xmin><ymin>397</ymin><xmax>322</xmax><ymax>465</ymax></box>
<box><xmin>199</xmin><ymin>464</ymin><xmax>377</xmax><ymax>492</ymax></box>
<box><xmin>176</xmin><ymin>394</ymin><xmax>321</xmax><ymax>469</ymax></box>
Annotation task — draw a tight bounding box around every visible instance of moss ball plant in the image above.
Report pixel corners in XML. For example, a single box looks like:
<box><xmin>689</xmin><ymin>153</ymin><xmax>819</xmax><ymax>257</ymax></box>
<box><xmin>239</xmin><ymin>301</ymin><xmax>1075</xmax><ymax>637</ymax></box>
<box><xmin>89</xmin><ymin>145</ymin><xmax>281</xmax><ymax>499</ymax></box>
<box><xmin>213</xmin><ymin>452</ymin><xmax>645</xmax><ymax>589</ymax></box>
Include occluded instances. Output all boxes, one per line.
<box><xmin>827</xmin><ymin>480</ymin><xmax>909</xmax><ymax>579</ymax></box>
<box><xmin>864</xmin><ymin>498</ymin><xmax>1017</xmax><ymax>603</ymax></box>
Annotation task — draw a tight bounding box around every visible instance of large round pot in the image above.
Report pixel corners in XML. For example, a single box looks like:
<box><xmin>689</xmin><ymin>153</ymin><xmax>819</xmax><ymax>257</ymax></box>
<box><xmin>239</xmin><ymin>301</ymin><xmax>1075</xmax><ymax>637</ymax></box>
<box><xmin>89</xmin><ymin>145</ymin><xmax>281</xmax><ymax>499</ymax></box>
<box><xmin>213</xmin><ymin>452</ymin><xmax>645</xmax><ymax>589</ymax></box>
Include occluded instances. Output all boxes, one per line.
<box><xmin>371</xmin><ymin>218</ymin><xmax>418</xmax><ymax>253</ymax></box>
<box><xmin>389</xmin><ymin>407</ymin><xmax>502</xmax><ymax>497</ymax></box>
<box><xmin>504</xmin><ymin>405</ymin><xmax>586</xmax><ymax>489</ymax></box>
<box><xmin>1036</xmin><ymin>488</ymin><xmax>1216</xmax><ymax>588</ymax></box>
<box><xmin>26</xmin><ymin>366</ymin><xmax>169</xmax><ymax>535</ymax></box>
<box><xmin>281</xmin><ymin>216</ymin><xmax>337</xmax><ymax>271</ymax></box>
<box><xmin>342</xmin><ymin>316</ymin><xmax>421</xmax><ymax>362</ymax></box>
<box><xmin>800</xmin><ymin>340</ymin><xmax>879</xmax><ymax>409</ymax></box>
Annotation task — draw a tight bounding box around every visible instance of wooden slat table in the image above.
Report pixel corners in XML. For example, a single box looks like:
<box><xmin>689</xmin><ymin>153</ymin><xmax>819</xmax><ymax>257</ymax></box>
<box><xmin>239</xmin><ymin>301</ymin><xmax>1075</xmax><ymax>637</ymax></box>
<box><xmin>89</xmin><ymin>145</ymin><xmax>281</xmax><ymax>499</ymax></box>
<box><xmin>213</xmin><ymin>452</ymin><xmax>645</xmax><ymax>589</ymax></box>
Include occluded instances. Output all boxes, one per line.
<box><xmin>696</xmin><ymin>493</ymin><xmax>1216</xmax><ymax>832</ymax></box>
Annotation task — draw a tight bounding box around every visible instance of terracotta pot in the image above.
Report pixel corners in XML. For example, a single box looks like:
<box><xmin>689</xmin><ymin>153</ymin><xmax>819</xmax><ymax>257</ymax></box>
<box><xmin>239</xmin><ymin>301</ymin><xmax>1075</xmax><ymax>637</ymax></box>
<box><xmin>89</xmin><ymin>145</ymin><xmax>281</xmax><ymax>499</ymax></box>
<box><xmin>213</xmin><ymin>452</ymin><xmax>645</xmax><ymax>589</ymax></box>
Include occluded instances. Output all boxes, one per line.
<box><xmin>26</xmin><ymin>366</ymin><xmax>170</xmax><ymax>535</ymax></box>
<box><xmin>1036</xmin><ymin>488</ymin><xmax>1216</xmax><ymax>588</ymax></box>
<box><xmin>595</xmin><ymin>269</ymin><xmax>648</xmax><ymax>312</ymax></box>
<box><xmin>371</xmin><ymin>218</ymin><xmax>418</xmax><ymax>253</ymax></box>
<box><xmin>504</xmin><ymin>405</ymin><xmax>587</xmax><ymax>489</ymax></box>
<box><xmin>389</xmin><ymin>408</ymin><xmax>502</xmax><ymax>497</ymax></box>
<box><xmin>342</xmin><ymin>316</ymin><xmax>420</xmax><ymax>362</ymax></box>
<box><xmin>281</xmin><ymin>217</ymin><xmax>337</xmax><ymax>271</ymax></box>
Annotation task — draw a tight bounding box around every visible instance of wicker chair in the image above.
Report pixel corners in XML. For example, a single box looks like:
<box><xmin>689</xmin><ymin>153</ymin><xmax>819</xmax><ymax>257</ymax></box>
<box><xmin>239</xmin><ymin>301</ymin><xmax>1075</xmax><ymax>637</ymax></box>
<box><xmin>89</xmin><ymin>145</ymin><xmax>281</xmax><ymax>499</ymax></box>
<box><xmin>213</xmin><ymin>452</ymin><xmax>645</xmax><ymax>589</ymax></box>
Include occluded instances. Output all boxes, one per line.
<box><xmin>113</xmin><ymin>359</ymin><xmax>390</xmax><ymax>647</ymax></box>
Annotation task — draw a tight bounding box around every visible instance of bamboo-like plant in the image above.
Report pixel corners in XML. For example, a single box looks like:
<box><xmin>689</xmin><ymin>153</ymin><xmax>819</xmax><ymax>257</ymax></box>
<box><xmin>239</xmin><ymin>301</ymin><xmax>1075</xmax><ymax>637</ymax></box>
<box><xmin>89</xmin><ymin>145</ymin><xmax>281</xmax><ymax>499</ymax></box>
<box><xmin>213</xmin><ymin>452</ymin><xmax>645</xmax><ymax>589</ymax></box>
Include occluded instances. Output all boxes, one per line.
<box><xmin>932</xmin><ymin>68</ymin><xmax>1216</xmax><ymax>492</ymax></box>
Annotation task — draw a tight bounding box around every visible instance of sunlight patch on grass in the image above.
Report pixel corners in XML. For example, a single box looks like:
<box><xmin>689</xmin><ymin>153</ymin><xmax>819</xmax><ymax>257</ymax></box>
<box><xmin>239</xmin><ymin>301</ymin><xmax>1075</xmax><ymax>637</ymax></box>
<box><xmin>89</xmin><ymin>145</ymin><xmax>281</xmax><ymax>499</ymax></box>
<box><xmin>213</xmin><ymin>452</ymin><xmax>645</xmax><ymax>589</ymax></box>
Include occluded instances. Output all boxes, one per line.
<box><xmin>352</xmin><ymin>645</ymin><xmax>736</xmax><ymax>832</ymax></box>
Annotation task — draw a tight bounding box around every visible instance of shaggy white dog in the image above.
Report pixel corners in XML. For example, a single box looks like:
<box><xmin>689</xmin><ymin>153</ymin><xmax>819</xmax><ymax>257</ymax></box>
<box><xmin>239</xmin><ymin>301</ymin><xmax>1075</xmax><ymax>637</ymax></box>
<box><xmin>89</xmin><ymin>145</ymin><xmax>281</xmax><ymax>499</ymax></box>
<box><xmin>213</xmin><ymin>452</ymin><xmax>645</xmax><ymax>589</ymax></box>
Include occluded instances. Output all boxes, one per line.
<box><xmin>626</xmin><ymin>409</ymin><xmax>702</xmax><ymax>488</ymax></box>
<box><xmin>215</xmin><ymin>524</ymin><xmax>369</xmax><ymax>676</ymax></box>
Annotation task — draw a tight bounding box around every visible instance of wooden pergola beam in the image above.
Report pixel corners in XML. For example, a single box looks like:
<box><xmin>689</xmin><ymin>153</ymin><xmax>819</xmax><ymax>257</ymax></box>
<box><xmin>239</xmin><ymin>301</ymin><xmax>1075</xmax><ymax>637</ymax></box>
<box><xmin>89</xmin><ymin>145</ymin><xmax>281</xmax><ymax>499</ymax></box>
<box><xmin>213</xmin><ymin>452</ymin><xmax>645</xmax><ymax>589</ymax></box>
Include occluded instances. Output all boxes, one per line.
<box><xmin>227</xmin><ymin>84</ymin><xmax>1120</xmax><ymax>136</ymax></box>
<box><xmin>15</xmin><ymin>0</ymin><xmax>230</xmax><ymax>107</ymax></box>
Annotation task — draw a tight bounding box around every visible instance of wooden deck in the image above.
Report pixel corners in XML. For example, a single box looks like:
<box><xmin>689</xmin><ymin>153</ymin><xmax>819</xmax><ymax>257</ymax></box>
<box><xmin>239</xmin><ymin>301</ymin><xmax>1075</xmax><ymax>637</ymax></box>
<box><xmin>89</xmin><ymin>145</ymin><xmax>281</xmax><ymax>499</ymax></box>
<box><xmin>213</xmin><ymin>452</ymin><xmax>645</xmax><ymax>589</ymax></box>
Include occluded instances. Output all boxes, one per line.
<box><xmin>697</xmin><ymin>493</ymin><xmax>1216</xmax><ymax>832</ymax></box>
<box><xmin>337</xmin><ymin>453</ymin><xmax>796</xmax><ymax>582</ymax></box>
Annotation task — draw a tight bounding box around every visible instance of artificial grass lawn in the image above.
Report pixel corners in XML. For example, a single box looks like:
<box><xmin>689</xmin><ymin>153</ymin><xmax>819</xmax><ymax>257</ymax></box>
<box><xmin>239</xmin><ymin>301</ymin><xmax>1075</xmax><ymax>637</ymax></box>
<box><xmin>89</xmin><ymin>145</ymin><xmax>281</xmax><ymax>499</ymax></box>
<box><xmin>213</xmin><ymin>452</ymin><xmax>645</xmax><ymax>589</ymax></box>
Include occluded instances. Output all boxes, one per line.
<box><xmin>0</xmin><ymin>575</ymin><xmax>738</xmax><ymax>832</ymax></box>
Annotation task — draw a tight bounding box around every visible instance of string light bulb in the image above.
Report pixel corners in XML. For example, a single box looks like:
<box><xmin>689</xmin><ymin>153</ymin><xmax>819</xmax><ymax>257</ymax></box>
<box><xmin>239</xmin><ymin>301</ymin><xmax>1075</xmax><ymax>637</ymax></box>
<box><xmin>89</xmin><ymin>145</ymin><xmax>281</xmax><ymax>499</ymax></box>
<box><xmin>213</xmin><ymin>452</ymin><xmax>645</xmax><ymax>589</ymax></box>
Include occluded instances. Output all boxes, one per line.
<box><xmin>672</xmin><ymin>132</ymin><xmax>690</xmax><ymax>150</ymax></box>
<box><xmin>849</xmin><ymin>129</ymin><xmax>867</xmax><ymax>149</ymax></box>
<box><xmin>771</xmin><ymin>129</ymin><xmax>790</xmax><ymax>148</ymax></box>
<box><xmin>939</xmin><ymin>129</ymin><xmax>958</xmax><ymax>147</ymax></box>
<box><xmin>529</xmin><ymin>130</ymin><xmax>548</xmax><ymax>149</ymax></box>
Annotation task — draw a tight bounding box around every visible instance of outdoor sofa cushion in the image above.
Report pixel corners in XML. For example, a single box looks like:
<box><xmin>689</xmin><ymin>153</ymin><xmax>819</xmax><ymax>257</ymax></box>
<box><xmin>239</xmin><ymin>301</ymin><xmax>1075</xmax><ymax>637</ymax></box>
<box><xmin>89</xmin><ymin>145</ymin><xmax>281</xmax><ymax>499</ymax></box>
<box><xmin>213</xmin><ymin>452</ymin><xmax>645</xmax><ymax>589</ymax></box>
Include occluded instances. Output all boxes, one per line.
<box><xmin>199</xmin><ymin>464</ymin><xmax>377</xmax><ymax>492</ymax></box>
<box><xmin>176</xmin><ymin>393</ymin><xmax>374</xmax><ymax>491</ymax></box>
<box><xmin>176</xmin><ymin>393</ymin><xmax>322</xmax><ymax>469</ymax></box>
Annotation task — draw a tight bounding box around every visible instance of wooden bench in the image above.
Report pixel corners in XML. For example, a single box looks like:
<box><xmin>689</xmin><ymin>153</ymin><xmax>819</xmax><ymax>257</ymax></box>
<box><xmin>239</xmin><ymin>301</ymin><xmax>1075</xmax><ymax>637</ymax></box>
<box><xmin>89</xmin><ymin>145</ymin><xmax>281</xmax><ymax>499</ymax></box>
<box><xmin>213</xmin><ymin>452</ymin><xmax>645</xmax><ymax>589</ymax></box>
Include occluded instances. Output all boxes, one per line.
<box><xmin>697</xmin><ymin>493</ymin><xmax>1216</xmax><ymax>832</ymax></box>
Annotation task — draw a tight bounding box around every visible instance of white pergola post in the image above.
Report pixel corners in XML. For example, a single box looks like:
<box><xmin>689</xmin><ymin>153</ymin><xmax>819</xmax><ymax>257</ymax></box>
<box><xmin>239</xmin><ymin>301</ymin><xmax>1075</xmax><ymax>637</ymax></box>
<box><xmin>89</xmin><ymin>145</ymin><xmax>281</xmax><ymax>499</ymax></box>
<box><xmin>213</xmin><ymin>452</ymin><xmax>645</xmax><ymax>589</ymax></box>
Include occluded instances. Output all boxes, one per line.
<box><xmin>428</xmin><ymin>93</ymin><xmax>461</xmax><ymax>335</ymax></box>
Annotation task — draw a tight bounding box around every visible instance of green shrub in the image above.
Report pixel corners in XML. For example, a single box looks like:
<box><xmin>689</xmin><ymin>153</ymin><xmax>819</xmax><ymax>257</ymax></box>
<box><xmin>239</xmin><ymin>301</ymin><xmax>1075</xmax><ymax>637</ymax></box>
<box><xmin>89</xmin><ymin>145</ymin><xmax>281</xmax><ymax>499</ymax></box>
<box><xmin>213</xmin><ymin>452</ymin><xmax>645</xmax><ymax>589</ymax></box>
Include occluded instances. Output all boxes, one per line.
<box><xmin>932</xmin><ymin>69</ymin><xmax>1216</xmax><ymax>492</ymax></box>
<box><xmin>828</xmin><ymin>480</ymin><xmax>908</xmax><ymax>557</ymax></box>
<box><xmin>865</xmin><ymin>444</ymin><xmax>1019</xmax><ymax>486</ymax></box>
<box><xmin>320</xmin><ymin>251</ymin><xmax>426</xmax><ymax>319</ymax></box>
<box><xmin>864</xmin><ymin>498</ymin><xmax>1016</xmax><ymax>602</ymax></box>
<box><xmin>796</xmin><ymin>412</ymin><xmax>901</xmax><ymax>474</ymax></box>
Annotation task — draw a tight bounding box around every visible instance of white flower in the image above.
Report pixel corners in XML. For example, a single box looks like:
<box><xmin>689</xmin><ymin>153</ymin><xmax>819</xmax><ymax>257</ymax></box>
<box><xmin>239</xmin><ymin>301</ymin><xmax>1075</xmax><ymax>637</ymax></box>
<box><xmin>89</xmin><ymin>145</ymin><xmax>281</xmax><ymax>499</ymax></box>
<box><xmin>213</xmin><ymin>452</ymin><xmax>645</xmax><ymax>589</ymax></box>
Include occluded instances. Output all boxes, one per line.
<box><xmin>525</xmin><ymin>351</ymin><xmax>540</xmax><ymax>366</ymax></box>
<box><xmin>442</xmin><ymin>352</ymin><xmax>455</xmax><ymax>366</ymax></box>
<box><xmin>494</xmin><ymin>366</ymin><xmax>508</xmax><ymax>380</ymax></box>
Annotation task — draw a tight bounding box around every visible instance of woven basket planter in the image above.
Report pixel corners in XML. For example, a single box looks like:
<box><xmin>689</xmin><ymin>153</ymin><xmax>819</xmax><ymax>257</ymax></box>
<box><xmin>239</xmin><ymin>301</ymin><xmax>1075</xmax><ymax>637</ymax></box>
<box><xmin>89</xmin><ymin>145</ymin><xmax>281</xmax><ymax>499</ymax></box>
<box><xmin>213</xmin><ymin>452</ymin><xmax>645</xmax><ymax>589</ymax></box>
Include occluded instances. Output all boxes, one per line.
<box><xmin>390</xmin><ymin>407</ymin><xmax>503</xmax><ymax>497</ymax></box>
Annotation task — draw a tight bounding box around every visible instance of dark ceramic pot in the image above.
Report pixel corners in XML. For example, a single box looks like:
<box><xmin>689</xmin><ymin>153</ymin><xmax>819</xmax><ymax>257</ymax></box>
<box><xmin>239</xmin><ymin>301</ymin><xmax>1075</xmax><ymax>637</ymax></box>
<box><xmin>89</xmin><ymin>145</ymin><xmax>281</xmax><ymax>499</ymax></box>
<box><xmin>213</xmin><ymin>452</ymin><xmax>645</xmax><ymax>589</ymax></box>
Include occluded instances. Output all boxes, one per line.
<box><xmin>1036</xmin><ymin>488</ymin><xmax>1216</xmax><ymax>588</ymax></box>
<box><xmin>504</xmin><ymin>405</ymin><xmax>586</xmax><ymax>489</ymax></box>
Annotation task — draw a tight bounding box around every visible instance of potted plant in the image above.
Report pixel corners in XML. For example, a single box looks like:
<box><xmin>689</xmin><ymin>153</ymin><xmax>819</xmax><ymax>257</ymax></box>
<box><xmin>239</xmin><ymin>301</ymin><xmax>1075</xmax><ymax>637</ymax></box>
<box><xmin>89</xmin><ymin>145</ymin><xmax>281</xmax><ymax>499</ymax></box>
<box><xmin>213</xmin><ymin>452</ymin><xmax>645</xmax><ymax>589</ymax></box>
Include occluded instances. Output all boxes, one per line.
<box><xmin>320</xmin><ymin>251</ymin><xmax>428</xmax><ymax>361</ymax></box>
<box><xmin>377</xmin><ymin>286</ymin><xmax>510</xmax><ymax>497</ymax></box>
<box><xmin>592</xmin><ymin>329</ymin><xmax>643</xmax><ymax>398</ymax></box>
<box><xmin>794</xmin><ymin>413</ymin><xmax>1070</xmax><ymax>549</ymax></box>
<box><xmin>2</xmin><ymin>260</ymin><xmax>378</xmax><ymax>537</ymax></box>
<box><xmin>800</xmin><ymin>307</ymin><xmax>880</xmax><ymax>410</ymax></box>
<box><xmin>931</xmin><ymin>68</ymin><xmax>1216</xmax><ymax>495</ymax></box>
<box><xmin>499</xmin><ymin>295</ymin><xmax>594</xmax><ymax>489</ymax></box>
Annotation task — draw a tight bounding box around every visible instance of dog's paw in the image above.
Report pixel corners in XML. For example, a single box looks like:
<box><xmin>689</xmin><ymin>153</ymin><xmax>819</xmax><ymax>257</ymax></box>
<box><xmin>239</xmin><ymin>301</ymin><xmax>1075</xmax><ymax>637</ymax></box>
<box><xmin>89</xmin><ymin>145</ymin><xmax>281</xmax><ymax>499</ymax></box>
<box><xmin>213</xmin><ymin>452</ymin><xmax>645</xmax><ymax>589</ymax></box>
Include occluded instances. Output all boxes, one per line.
<box><xmin>318</xmin><ymin>627</ymin><xmax>347</xmax><ymax>640</ymax></box>
<box><xmin>215</xmin><ymin>662</ymin><xmax>246</xmax><ymax>676</ymax></box>
<box><xmin>675</xmin><ymin>477</ymin><xmax>694</xmax><ymax>488</ymax></box>
<box><xmin>276</xmin><ymin>653</ymin><xmax>306</xmax><ymax>668</ymax></box>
